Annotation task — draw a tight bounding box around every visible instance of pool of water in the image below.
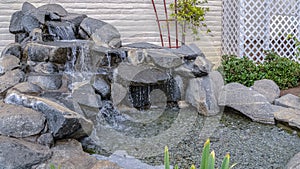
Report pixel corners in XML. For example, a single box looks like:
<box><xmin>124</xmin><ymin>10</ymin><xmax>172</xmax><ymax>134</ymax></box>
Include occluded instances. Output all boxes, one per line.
<box><xmin>143</xmin><ymin>107</ymin><xmax>300</xmax><ymax>169</ymax></box>
<box><xmin>83</xmin><ymin>106</ymin><xmax>300</xmax><ymax>169</ymax></box>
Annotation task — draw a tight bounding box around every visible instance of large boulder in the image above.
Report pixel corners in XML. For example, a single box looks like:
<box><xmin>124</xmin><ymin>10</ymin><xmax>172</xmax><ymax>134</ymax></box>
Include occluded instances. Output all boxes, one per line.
<box><xmin>115</xmin><ymin>63</ymin><xmax>169</xmax><ymax>85</ymax></box>
<box><xmin>5</xmin><ymin>92</ymin><xmax>93</xmax><ymax>139</ymax></box>
<box><xmin>0</xmin><ymin>103</ymin><xmax>45</xmax><ymax>138</ymax></box>
<box><xmin>146</xmin><ymin>49</ymin><xmax>183</xmax><ymax>69</ymax></box>
<box><xmin>185</xmin><ymin>76</ymin><xmax>221</xmax><ymax>116</ymax></box>
<box><xmin>218</xmin><ymin>83</ymin><xmax>275</xmax><ymax>124</ymax></box>
<box><xmin>252</xmin><ymin>79</ymin><xmax>280</xmax><ymax>103</ymax></box>
<box><xmin>79</xmin><ymin>17</ymin><xmax>121</xmax><ymax>48</ymax></box>
<box><xmin>0</xmin><ymin>136</ymin><xmax>51</xmax><ymax>168</ymax></box>
<box><xmin>71</xmin><ymin>81</ymin><xmax>102</xmax><ymax>119</ymax></box>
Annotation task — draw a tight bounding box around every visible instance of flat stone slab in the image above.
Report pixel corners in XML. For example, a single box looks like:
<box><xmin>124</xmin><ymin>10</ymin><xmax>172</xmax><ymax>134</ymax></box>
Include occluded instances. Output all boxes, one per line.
<box><xmin>273</xmin><ymin>106</ymin><xmax>300</xmax><ymax>130</ymax></box>
<box><xmin>219</xmin><ymin>82</ymin><xmax>275</xmax><ymax>124</ymax></box>
<box><xmin>274</xmin><ymin>94</ymin><xmax>300</xmax><ymax>110</ymax></box>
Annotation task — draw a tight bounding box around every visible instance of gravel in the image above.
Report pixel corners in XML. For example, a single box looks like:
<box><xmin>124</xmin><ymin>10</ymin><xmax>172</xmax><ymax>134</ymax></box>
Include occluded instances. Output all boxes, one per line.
<box><xmin>143</xmin><ymin>107</ymin><xmax>300</xmax><ymax>169</ymax></box>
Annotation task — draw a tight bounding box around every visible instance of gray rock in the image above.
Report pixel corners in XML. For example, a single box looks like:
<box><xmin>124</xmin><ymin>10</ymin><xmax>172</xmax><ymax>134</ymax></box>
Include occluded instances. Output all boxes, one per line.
<box><xmin>28</xmin><ymin>73</ymin><xmax>62</xmax><ymax>90</ymax></box>
<box><xmin>93</xmin><ymin>150</ymin><xmax>164</xmax><ymax>169</ymax></box>
<box><xmin>273</xmin><ymin>106</ymin><xmax>300</xmax><ymax>130</ymax></box>
<box><xmin>1</xmin><ymin>43</ymin><xmax>22</xmax><ymax>58</ymax></box>
<box><xmin>185</xmin><ymin>77</ymin><xmax>221</xmax><ymax>116</ymax></box>
<box><xmin>38</xmin><ymin>133</ymin><xmax>54</xmax><ymax>148</ymax></box>
<box><xmin>218</xmin><ymin>83</ymin><xmax>275</xmax><ymax>124</ymax></box>
<box><xmin>5</xmin><ymin>92</ymin><xmax>93</xmax><ymax>139</ymax></box>
<box><xmin>170</xmin><ymin>43</ymin><xmax>206</xmax><ymax>59</ymax></box>
<box><xmin>0</xmin><ymin>55</ymin><xmax>20</xmax><ymax>75</ymax></box>
<box><xmin>92</xmin><ymin>75</ymin><xmax>110</xmax><ymax>97</ymax></box>
<box><xmin>127</xmin><ymin>49</ymin><xmax>146</xmax><ymax>65</ymax></box>
<box><xmin>72</xmin><ymin>82</ymin><xmax>102</xmax><ymax>118</ymax></box>
<box><xmin>15</xmin><ymin>32</ymin><xmax>29</xmax><ymax>44</ymax></box>
<box><xmin>9</xmin><ymin>11</ymin><xmax>25</xmax><ymax>34</ymax></box>
<box><xmin>146</xmin><ymin>49</ymin><xmax>183</xmax><ymax>68</ymax></box>
<box><xmin>174</xmin><ymin>64</ymin><xmax>196</xmax><ymax>78</ymax></box>
<box><xmin>22</xmin><ymin>2</ymin><xmax>36</xmax><ymax>13</ymax></box>
<box><xmin>111</xmin><ymin>83</ymin><xmax>128</xmax><ymax>106</ymax></box>
<box><xmin>0</xmin><ymin>103</ymin><xmax>45</xmax><ymax>138</ymax></box>
<box><xmin>9</xmin><ymin>82</ymin><xmax>43</xmax><ymax>96</ymax></box>
<box><xmin>30</xmin><ymin>28</ymin><xmax>43</xmax><ymax>42</ymax></box>
<box><xmin>175</xmin><ymin>57</ymin><xmax>211</xmax><ymax>78</ymax></box>
<box><xmin>61</xmin><ymin>13</ymin><xmax>87</xmax><ymax>27</ymax></box>
<box><xmin>116</xmin><ymin>63</ymin><xmax>169</xmax><ymax>84</ymax></box>
<box><xmin>92</xmin><ymin>23</ymin><xmax>121</xmax><ymax>48</ymax></box>
<box><xmin>252</xmin><ymin>79</ymin><xmax>280</xmax><ymax>103</ymax></box>
<box><xmin>0</xmin><ymin>69</ymin><xmax>25</xmax><ymax>94</ymax></box>
<box><xmin>0</xmin><ymin>136</ymin><xmax>51</xmax><ymax>169</ymax></box>
<box><xmin>79</xmin><ymin>17</ymin><xmax>108</xmax><ymax>38</ymax></box>
<box><xmin>274</xmin><ymin>94</ymin><xmax>300</xmax><ymax>110</ymax></box>
<box><xmin>49</xmin><ymin>12</ymin><xmax>61</xmax><ymax>21</ymax></box>
<box><xmin>37</xmin><ymin>4</ymin><xmax>68</xmax><ymax>17</ymax></box>
<box><xmin>286</xmin><ymin>152</ymin><xmax>300</xmax><ymax>169</ymax></box>
<box><xmin>35</xmin><ymin>139</ymin><xmax>117</xmax><ymax>169</ymax></box>
<box><xmin>209</xmin><ymin>71</ymin><xmax>225</xmax><ymax>101</ymax></box>
<box><xmin>33</xmin><ymin>62</ymin><xmax>59</xmax><ymax>74</ymax></box>
<box><xmin>22</xmin><ymin>14</ymin><xmax>40</xmax><ymax>33</ymax></box>
<box><xmin>47</xmin><ymin>21</ymin><xmax>76</xmax><ymax>40</ymax></box>
<box><xmin>23</xmin><ymin>42</ymin><xmax>71</xmax><ymax>64</ymax></box>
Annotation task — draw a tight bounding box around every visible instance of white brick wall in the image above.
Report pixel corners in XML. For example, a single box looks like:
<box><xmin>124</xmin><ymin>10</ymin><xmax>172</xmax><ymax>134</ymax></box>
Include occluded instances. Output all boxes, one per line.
<box><xmin>0</xmin><ymin>0</ymin><xmax>222</xmax><ymax>65</ymax></box>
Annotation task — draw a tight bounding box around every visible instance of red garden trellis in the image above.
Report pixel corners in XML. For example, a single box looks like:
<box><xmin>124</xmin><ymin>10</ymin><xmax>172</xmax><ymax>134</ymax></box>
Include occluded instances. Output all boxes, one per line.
<box><xmin>151</xmin><ymin>0</ymin><xmax>181</xmax><ymax>48</ymax></box>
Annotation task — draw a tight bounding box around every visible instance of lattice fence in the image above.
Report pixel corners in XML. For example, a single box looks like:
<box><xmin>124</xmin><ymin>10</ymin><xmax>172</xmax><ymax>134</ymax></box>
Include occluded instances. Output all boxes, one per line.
<box><xmin>222</xmin><ymin>0</ymin><xmax>300</xmax><ymax>63</ymax></box>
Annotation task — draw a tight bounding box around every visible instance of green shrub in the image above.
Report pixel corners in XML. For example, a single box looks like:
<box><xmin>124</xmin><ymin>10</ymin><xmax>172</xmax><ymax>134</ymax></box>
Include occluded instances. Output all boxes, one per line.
<box><xmin>219</xmin><ymin>52</ymin><xmax>300</xmax><ymax>89</ymax></box>
<box><xmin>164</xmin><ymin>139</ymin><xmax>235</xmax><ymax>169</ymax></box>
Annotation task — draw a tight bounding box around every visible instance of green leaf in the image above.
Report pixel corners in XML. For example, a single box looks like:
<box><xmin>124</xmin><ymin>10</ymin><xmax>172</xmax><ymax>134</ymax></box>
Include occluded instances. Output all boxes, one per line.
<box><xmin>221</xmin><ymin>153</ymin><xmax>230</xmax><ymax>169</ymax></box>
<box><xmin>164</xmin><ymin>146</ymin><xmax>170</xmax><ymax>169</ymax></box>
<box><xmin>208</xmin><ymin>151</ymin><xmax>216</xmax><ymax>169</ymax></box>
<box><xmin>190</xmin><ymin>164</ymin><xmax>196</xmax><ymax>169</ymax></box>
<box><xmin>200</xmin><ymin>139</ymin><xmax>210</xmax><ymax>169</ymax></box>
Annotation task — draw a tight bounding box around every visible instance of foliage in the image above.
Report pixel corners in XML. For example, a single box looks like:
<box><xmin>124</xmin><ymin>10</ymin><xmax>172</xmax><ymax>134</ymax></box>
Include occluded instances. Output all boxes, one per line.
<box><xmin>219</xmin><ymin>52</ymin><xmax>300</xmax><ymax>89</ymax></box>
<box><xmin>169</xmin><ymin>0</ymin><xmax>210</xmax><ymax>37</ymax></box>
<box><xmin>164</xmin><ymin>139</ymin><xmax>235</xmax><ymax>169</ymax></box>
<box><xmin>49</xmin><ymin>164</ymin><xmax>61</xmax><ymax>169</ymax></box>
<box><xmin>287</xmin><ymin>34</ymin><xmax>300</xmax><ymax>58</ymax></box>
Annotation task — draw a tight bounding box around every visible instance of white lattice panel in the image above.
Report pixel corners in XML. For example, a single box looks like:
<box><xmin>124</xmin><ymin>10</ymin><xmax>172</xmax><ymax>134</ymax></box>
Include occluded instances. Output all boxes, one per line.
<box><xmin>222</xmin><ymin>0</ymin><xmax>300</xmax><ymax>62</ymax></box>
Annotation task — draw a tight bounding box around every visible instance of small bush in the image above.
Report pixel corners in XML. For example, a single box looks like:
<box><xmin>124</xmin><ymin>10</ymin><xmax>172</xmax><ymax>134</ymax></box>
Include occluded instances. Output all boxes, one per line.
<box><xmin>219</xmin><ymin>52</ymin><xmax>300</xmax><ymax>89</ymax></box>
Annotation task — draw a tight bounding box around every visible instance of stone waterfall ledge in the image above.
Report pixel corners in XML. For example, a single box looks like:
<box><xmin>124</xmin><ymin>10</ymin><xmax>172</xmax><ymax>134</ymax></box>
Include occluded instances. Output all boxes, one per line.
<box><xmin>5</xmin><ymin>92</ymin><xmax>93</xmax><ymax>139</ymax></box>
